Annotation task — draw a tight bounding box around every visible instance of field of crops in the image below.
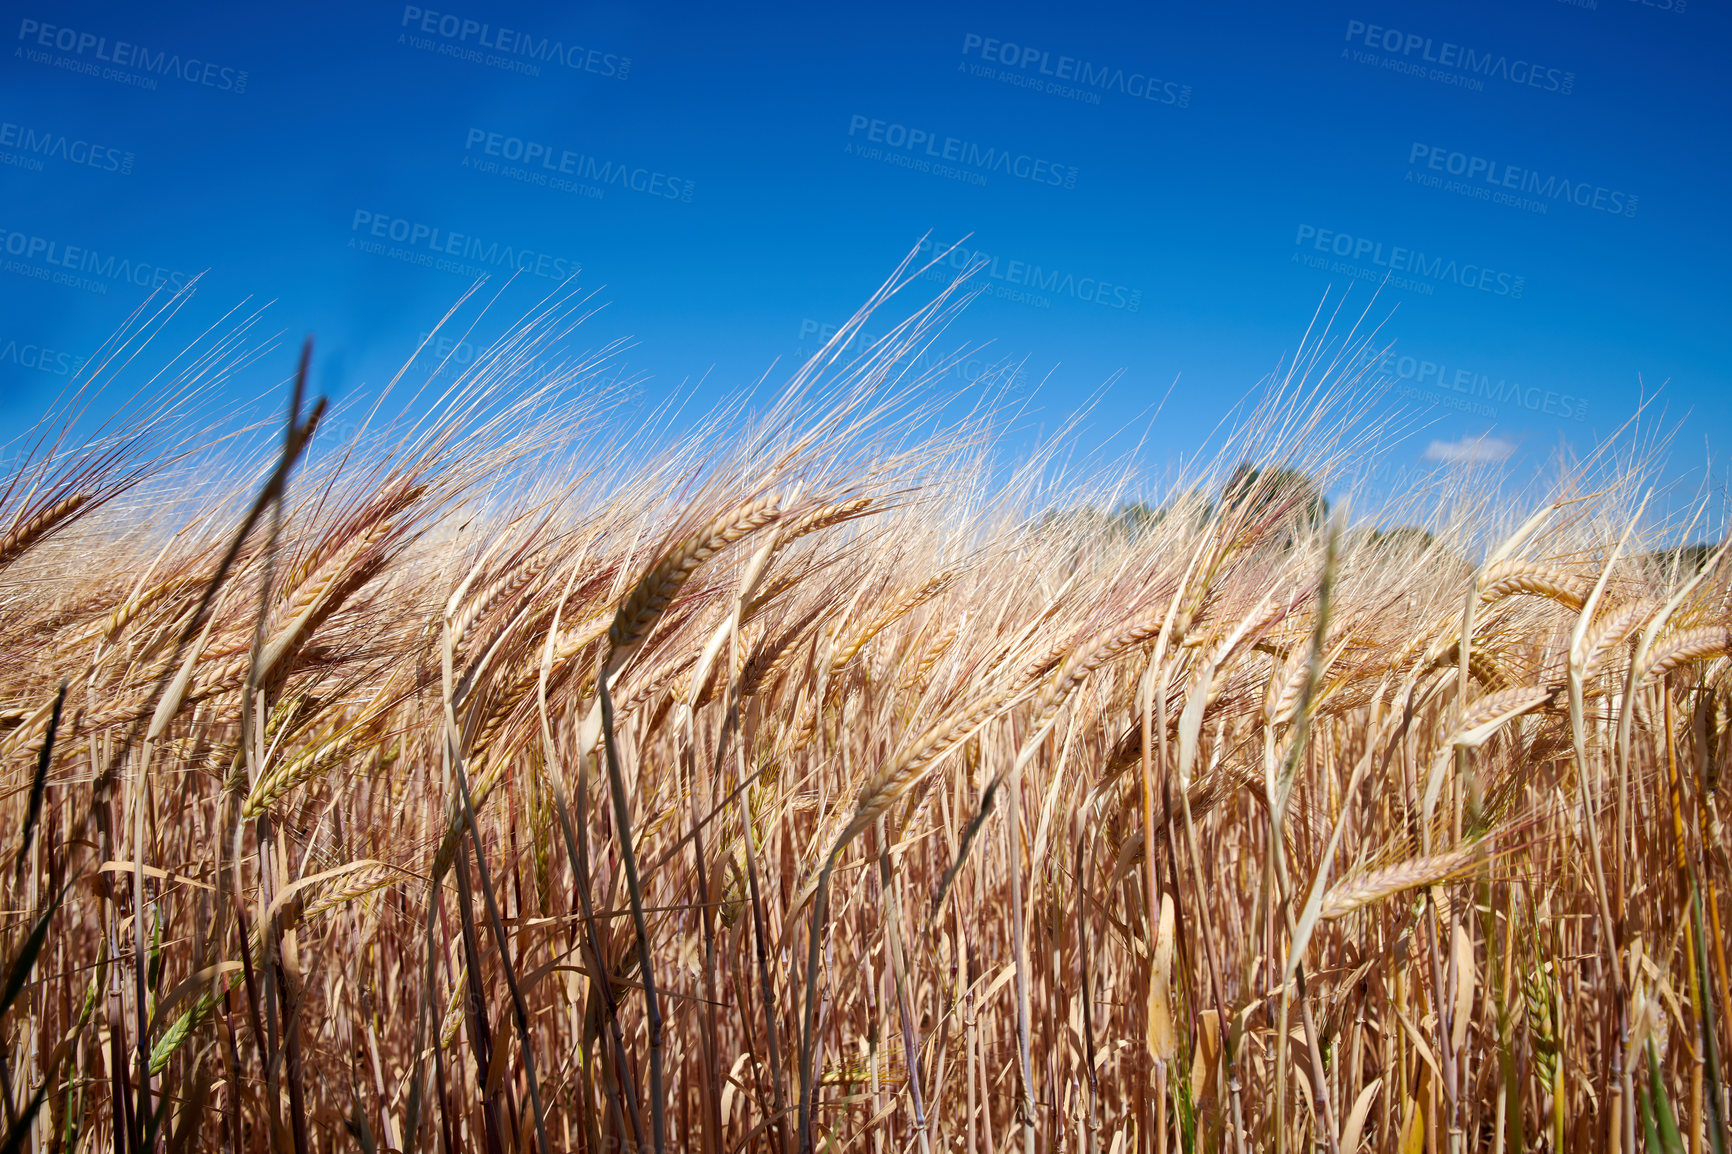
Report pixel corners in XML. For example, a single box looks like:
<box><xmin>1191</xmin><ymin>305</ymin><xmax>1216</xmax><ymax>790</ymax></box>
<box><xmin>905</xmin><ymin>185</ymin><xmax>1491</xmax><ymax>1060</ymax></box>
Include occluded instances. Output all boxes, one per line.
<box><xmin>1</xmin><ymin>278</ymin><xmax>1727</xmax><ymax>1153</ymax></box>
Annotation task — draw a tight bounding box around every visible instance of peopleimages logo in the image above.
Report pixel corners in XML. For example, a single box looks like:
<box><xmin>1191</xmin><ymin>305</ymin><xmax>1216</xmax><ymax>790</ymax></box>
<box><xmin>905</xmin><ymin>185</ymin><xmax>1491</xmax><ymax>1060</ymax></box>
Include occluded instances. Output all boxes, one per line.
<box><xmin>914</xmin><ymin>237</ymin><xmax>1141</xmax><ymax>312</ymax></box>
<box><xmin>1407</xmin><ymin>144</ymin><xmax>1636</xmax><ymax>218</ymax></box>
<box><xmin>399</xmin><ymin>7</ymin><xmax>629</xmax><ymax>79</ymax></box>
<box><xmin>796</xmin><ymin>319</ymin><xmax>1029</xmax><ymax>390</ymax></box>
<box><xmin>1342</xmin><ymin>20</ymin><xmax>1573</xmax><ymax>96</ymax></box>
<box><xmin>0</xmin><ymin>338</ymin><xmax>87</xmax><ymax>378</ymax></box>
<box><xmin>462</xmin><ymin>129</ymin><xmax>694</xmax><ymax>202</ymax></box>
<box><xmin>1293</xmin><ymin>225</ymin><xmax>1524</xmax><ymax>298</ymax></box>
<box><xmin>415</xmin><ymin>332</ymin><xmax>480</xmax><ymax>366</ymax></box>
<box><xmin>15</xmin><ymin>19</ymin><xmax>249</xmax><ymax>93</ymax></box>
<box><xmin>845</xmin><ymin>115</ymin><xmax>1077</xmax><ymax>189</ymax></box>
<box><xmin>0</xmin><ymin>227</ymin><xmax>192</xmax><ymax>294</ymax></box>
<box><xmin>0</xmin><ymin>120</ymin><xmax>133</xmax><ymax>175</ymax></box>
<box><xmin>1377</xmin><ymin>351</ymin><xmax>1588</xmax><ymax>422</ymax></box>
<box><xmin>959</xmin><ymin>34</ymin><xmax>1190</xmax><ymax>108</ymax></box>
<box><xmin>349</xmin><ymin>210</ymin><xmax>577</xmax><ymax>281</ymax></box>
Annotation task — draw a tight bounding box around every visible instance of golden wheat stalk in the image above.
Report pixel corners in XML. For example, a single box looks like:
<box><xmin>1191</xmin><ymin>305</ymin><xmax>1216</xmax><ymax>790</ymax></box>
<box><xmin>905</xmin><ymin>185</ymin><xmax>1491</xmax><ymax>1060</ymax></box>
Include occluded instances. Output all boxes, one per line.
<box><xmin>828</xmin><ymin>570</ymin><xmax>957</xmax><ymax>676</ymax></box>
<box><xmin>1576</xmin><ymin>600</ymin><xmax>1647</xmax><ymax>684</ymax></box>
<box><xmin>279</xmin><ymin>483</ymin><xmax>426</xmax><ymax>594</ymax></box>
<box><xmin>256</xmin><ymin>521</ymin><xmax>401</xmax><ymax>686</ymax></box>
<box><xmin>1478</xmin><ymin>560</ymin><xmax>1591</xmax><ymax>611</ymax></box>
<box><xmin>1318</xmin><ymin>848</ymin><xmax>1479</xmax><ymax>920</ymax></box>
<box><xmin>0</xmin><ymin>492</ymin><xmax>93</xmax><ymax>569</ymax></box>
<box><xmin>451</xmin><ymin>549</ymin><xmax>552</xmax><ymax>653</ymax></box>
<box><xmin>608</xmin><ymin>495</ymin><xmax>782</xmax><ymax>658</ymax></box>
<box><xmin>778</xmin><ymin>495</ymin><xmax>873</xmax><ymax>547</ymax></box>
<box><xmin>1640</xmin><ymin>624</ymin><xmax>1732</xmax><ymax>683</ymax></box>
<box><xmin>568</xmin><ymin>496</ymin><xmax>784</xmax><ymax>755</ymax></box>
<box><xmin>1419</xmin><ymin>684</ymin><xmax>1557</xmax><ymax>823</ymax></box>
<box><xmin>840</xmin><ymin>679</ymin><xmax>1026</xmax><ymax>849</ymax></box>
<box><xmin>898</xmin><ymin>615</ymin><xmax>965</xmax><ymax>693</ymax></box>
<box><xmin>1421</xmin><ymin>641</ymin><xmax>1516</xmax><ymax>692</ymax></box>
<box><xmin>740</xmin><ymin>604</ymin><xmax>830</xmax><ymax>698</ymax></box>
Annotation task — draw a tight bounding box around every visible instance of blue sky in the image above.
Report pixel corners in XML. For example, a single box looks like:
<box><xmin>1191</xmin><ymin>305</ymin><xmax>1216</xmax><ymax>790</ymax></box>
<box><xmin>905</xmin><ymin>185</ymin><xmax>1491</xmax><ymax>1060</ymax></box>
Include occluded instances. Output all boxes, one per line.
<box><xmin>2</xmin><ymin>0</ymin><xmax>1726</xmax><ymax>496</ymax></box>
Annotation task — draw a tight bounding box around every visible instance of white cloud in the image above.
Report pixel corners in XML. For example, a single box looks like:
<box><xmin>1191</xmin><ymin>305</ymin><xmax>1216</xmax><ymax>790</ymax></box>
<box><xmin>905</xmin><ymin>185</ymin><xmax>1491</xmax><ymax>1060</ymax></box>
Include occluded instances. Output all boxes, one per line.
<box><xmin>1423</xmin><ymin>435</ymin><xmax>1517</xmax><ymax>465</ymax></box>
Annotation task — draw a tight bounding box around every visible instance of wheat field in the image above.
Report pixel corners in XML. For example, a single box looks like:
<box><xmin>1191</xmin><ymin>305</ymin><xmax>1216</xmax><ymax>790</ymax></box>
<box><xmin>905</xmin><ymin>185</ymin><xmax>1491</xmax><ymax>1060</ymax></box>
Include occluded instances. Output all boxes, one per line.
<box><xmin>1</xmin><ymin>269</ymin><xmax>1728</xmax><ymax>1154</ymax></box>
